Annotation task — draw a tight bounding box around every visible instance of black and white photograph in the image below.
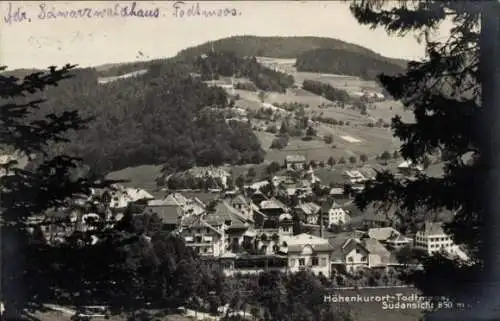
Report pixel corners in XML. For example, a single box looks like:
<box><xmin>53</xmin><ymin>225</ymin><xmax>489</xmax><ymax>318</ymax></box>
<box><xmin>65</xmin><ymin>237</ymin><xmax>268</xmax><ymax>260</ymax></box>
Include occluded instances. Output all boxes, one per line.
<box><xmin>1</xmin><ymin>1</ymin><xmax>498</xmax><ymax>321</ymax></box>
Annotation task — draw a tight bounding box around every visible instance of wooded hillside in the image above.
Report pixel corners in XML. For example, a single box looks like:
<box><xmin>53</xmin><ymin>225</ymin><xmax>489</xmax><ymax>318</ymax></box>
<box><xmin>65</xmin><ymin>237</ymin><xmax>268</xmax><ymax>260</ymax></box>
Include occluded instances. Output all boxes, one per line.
<box><xmin>296</xmin><ymin>48</ymin><xmax>406</xmax><ymax>80</ymax></box>
<box><xmin>17</xmin><ymin>62</ymin><xmax>264</xmax><ymax>175</ymax></box>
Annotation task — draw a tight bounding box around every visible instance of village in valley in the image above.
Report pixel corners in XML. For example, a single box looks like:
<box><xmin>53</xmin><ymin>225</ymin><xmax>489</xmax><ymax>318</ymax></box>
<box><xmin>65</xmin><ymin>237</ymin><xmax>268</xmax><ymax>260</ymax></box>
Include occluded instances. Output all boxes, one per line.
<box><xmin>1</xmin><ymin>49</ymin><xmax>471</xmax><ymax>320</ymax></box>
<box><xmin>33</xmin><ymin>149</ymin><xmax>469</xmax><ymax>279</ymax></box>
<box><xmin>1</xmin><ymin>1</ymin><xmax>481</xmax><ymax>319</ymax></box>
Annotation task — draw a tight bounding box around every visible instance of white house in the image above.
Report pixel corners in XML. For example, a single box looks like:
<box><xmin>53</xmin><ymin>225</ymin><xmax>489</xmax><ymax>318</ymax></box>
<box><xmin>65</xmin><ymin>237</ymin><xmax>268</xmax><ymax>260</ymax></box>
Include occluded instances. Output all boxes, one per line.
<box><xmin>344</xmin><ymin>170</ymin><xmax>366</xmax><ymax>184</ymax></box>
<box><xmin>414</xmin><ymin>222</ymin><xmax>463</xmax><ymax>257</ymax></box>
<box><xmin>321</xmin><ymin>201</ymin><xmax>350</xmax><ymax>228</ymax></box>
<box><xmin>282</xmin><ymin>233</ymin><xmax>332</xmax><ymax>276</ymax></box>
<box><xmin>285</xmin><ymin>155</ymin><xmax>306</xmax><ymax>171</ymax></box>
<box><xmin>331</xmin><ymin>237</ymin><xmax>393</xmax><ymax>273</ymax></box>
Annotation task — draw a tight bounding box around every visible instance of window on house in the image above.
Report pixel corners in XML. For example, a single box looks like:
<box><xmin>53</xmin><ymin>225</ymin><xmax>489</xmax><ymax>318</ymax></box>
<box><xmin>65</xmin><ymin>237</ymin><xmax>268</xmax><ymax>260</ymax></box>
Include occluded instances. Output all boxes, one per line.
<box><xmin>299</xmin><ymin>258</ymin><xmax>305</xmax><ymax>266</ymax></box>
<box><xmin>282</xmin><ymin>226</ymin><xmax>290</xmax><ymax>232</ymax></box>
<box><xmin>311</xmin><ymin>257</ymin><xmax>319</xmax><ymax>266</ymax></box>
<box><xmin>361</xmin><ymin>256</ymin><xmax>367</xmax><ymax>262</ymax></box>
<box><xmin>203</xmin><ymin>248</ymin><xmax>208</xmax><ymax>253</ymax></box>
<box><xmin>195</xmin><ymin>236</ymin><xmax>202</xmax><ymax>243</ymax></box>
<box><xmin>225</xmin><ymin>220</ymin><xmax>232</xmax><ymax>226</ymax></box>
<box><xmin>347</xmin><ymin>257</ymin><xmax>354</xmax><ymax>263</ymax></box>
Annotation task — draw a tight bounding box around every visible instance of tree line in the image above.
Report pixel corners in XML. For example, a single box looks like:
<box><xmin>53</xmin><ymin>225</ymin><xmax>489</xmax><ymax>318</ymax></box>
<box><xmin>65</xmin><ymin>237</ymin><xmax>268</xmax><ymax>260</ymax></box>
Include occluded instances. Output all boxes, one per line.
<box><xmin>301</xmin><ymin>80</ymin><xmax>351</xmax><ymax>104</ymax></box>
<box><xmin>195</xmin><ymin>51</ymin><xmax>294</xmax><ymax>93</ymax></box>
<box><xmin>295</xmin><ymin>48</ymin><xmax>405</xmax><ymax>81</ymax></box>
<box><xmin>15</xmin><ymin>61</ymin><xmax>265</xmax><ymax>176</ymax></box>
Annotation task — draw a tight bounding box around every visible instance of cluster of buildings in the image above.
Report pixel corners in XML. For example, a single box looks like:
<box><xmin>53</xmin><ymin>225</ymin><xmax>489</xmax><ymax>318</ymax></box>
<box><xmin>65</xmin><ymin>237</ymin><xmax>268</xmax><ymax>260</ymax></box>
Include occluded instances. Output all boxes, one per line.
<box><xmin>30</xmin><ymin>155</ymin><xmax>469</xmax><ymax>279</ymax></box>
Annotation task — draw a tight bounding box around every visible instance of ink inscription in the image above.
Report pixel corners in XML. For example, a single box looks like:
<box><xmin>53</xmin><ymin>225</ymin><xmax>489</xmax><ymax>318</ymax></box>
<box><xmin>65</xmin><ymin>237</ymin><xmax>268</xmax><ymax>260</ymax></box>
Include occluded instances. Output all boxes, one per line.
<box><xmin>3</xmin><ymin>2</ymin><xmax>31</xmax><ymax>24</ymax></box>
<box><xmin>172</xmin><ymin>1</ymin><xmax>241</xmax><ymax>18</ymax></box>
<box><xmin>3</xmin><ymin>1</ymin><xmax>160</xmax><ymax>24</ymax></box>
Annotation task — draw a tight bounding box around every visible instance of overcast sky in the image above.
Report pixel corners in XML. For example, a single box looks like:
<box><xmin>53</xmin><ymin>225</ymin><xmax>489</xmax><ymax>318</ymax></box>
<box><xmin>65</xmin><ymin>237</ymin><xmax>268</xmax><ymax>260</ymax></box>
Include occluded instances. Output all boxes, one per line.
<box><xmin>0</xmin><ymin>1</ymin><xmax>452</xmax><ymax>70</ymax></box>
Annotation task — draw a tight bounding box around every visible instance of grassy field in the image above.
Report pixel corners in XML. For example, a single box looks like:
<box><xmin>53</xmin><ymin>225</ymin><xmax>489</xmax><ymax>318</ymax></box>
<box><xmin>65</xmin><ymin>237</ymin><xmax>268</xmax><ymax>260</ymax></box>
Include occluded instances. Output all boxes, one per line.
<box><xmin>231</xmin><ymin>76</ymin><xmax>411</xmax><ymax>163</ymax></box>
<box><xmin>293</xmin><ymin>72</ymin><xmax>381</xmax><ymax>94</ymax></box>
<box><xmin>105</xmin><ymin>164</ymin><xmax>163</xmax><ymax>191</ymax></box>
<box><xmin>255</xmin><ymin>127</ymin><xmax>399</xmax><ymax>164</ymax></box>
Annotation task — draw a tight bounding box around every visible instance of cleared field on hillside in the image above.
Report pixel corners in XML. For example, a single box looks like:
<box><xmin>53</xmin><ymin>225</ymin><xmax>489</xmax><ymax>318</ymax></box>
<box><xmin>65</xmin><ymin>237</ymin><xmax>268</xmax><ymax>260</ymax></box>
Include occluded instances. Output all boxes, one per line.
<box><xmin>293</xmin><ymin>72</ymin><xmax>381</xmax><ymax>94</ymax></box>
<box><xmin>370</xmin><ymin>101</ymin><xmax>414</xmax><ymax>123</ymax></box>
<box><xmin>106</xmin><ymin>164</ymin><xmax>163</xmax><ymax>191</ymax></box>
<box><xmin>255</xmin><ymin>131</ymin><xmax>367</xmax><ymax>163</ymax></box>
<box><xmin>233</xmin><ymin>83</ymin><xmax>412</xmax><ymax>125</ymax></box>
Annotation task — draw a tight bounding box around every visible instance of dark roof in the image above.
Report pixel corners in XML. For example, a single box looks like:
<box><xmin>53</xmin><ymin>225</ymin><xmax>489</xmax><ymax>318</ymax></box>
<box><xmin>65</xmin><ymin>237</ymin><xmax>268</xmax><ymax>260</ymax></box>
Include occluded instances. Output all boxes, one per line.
<box><xmin>181</xmin><ymin>191</ymin><xmax>220</xmax><ymax>204</ymax></box>
<box><xmin>361</xmin><ymin>238</ymin><xmax>391</xmax><ymax>259</ymax></box>
<box><xmin>320</xmin><ymin>199</ymin><xmax>343</xmax><ymax>212</ymax></box>
<box><xmin>143</xmin><ymin>205</ymin><xmax>182</xmax><ymax>225</ymax></box>
<box><xmin>331</xmin><ymin>237</ymin><xmax>369</xmax><ymax>261</ymax></box>
<box><xmin>44</xmin><ymin>209</ymin><xmax>69</xmax><ymax>221</ymax></box>
<box><xmin>226</xmin><ymin>194</ymin><xmax>250</xmax><ymax>207</ymax></box>
<box><xmin>287</xmin><ymin>243</ymin><xmax>333</xmax><ymax>253</ymax></box>
<box><xmin>204</xmin><ymin>201</ymin><xmax>250</xmax><ymax>228</ymax></box>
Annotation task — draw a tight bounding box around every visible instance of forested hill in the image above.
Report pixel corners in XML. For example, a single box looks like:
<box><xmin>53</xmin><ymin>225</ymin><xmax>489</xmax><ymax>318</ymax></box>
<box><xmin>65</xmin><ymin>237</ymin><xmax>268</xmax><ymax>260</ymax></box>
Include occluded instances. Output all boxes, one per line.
<box><xmin>21</xmin><ymin>61</ymin><xmax>264</xmax><ymax>175</ymax></box>
<box><xmin>295</xmin><ymin>48</ymin><xmax>406</xmax><ymax>80</ymax></box>
<box><xmin>175</xmin><ymin>35</ymin><xmax>407</xmax><ymax>67</ymax></box>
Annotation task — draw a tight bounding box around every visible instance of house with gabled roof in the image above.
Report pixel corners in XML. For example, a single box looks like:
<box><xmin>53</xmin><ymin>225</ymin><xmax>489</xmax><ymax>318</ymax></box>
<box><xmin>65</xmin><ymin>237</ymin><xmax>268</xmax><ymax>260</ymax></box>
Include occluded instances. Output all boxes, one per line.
<box><xmin>163</xmin><ymin>193</ymin><xmax>189</xmax><ymax>207</ymax></box>
<box><xmin>259</xmin><ymin>197</ymin><xmax>288</xmax><ymax>216</ymax></box>
<box><xmin>414</xmin><ymin>221</ymin><xmax>469</xmax><ymax>262</ymax></box>
<box><xmin>285</xmin><ymin>155</ymin><xmax>306</xmax><ymax>171</ymax></box>
<box><xmin>331</xmin><ymin>236</ymin><xmax>394</xmax><ymax>273</ymax></box>
<box><xmin>320</xmin><ymin>200</ymin><xmax>351</xmax><ymax>228</ymax></box>
<box><xmin>204</xmin><ymin>200</ymin><xmax>254</xmax><ymax>253</ymax></box>
<box><xmin>224</xmin><ymin>193</ymin><xmax>254</xmax><ymax>221</ymax></box>
<box><xmin>293</xmin><ymin>202</ymin><xmax>321</xmax><ymax>225</ymax></box>
<box><xmin>281</xmin><ymin>233</ymin><xmax>332</xmax><ymax>276</ymax></box>
<box><xmin>125</xmin><ymin>188</ymin><xmax>154</xmax><ymax>203</ymax></box>
<box><xmin>142</xmin><ymin>202</ymin><xmax>184</xmax><ymax>231</ymax></box>
<box><xmin>179</xmin><ymin>214</ymin><xmax>225</xmax><ymax>257</ymax></box>
<box><xmin>367</xmin><ymin>227</ymin><xmax>412</xmax><ymax>249</ymax></box>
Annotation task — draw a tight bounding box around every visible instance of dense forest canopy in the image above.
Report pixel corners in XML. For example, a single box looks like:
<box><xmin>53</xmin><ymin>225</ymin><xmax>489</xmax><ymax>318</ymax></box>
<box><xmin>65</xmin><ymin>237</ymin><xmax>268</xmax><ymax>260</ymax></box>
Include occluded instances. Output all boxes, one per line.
<box><xmin>302</xmin><ymin>79</ymin><xmax>352</xmax><ymax>103</ymax></box>
<box><xmin>195</xmin><ymin>52</ymin><xmax>294</xmax><ymax>92</ymax></box>
<box><xmin>296</xmin><ymin>48</ymin><xmax>406</xmax><ymax>80</ymax></box>
<box><xmin>20</xmin><ymin>61</ymin><xmax>264</xmax><ymax>175</ymax></box>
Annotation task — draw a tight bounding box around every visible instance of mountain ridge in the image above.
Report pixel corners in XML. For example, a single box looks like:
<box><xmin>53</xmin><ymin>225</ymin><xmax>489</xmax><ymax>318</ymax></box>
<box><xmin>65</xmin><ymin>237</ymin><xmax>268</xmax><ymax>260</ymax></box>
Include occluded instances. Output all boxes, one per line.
<box><xmin>2</xmin><ymin>35</ymin><xmax>408</xmax><ymax>78</ymax></box>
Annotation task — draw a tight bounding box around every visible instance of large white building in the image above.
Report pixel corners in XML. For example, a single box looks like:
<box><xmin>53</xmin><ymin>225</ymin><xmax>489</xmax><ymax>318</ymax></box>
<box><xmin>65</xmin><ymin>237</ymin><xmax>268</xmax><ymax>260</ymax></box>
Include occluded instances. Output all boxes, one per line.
<box><xmin>321</xmin><ymin>201</ymin><xmax>350</xmax><ymax>228</ymax></box>
<box><xmin>414</xmin><ymin>222</ymin><xmax>468</xmax><ymax>261</ymax></box>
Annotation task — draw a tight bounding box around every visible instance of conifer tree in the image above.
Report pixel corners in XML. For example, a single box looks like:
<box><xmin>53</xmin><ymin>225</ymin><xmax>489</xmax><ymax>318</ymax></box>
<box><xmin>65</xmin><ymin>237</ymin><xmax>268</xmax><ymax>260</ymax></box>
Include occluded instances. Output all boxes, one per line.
<box><xmin>348</xmin><ymin>1</ymin><xmax>493</xmax><ymax>317</ymax></box>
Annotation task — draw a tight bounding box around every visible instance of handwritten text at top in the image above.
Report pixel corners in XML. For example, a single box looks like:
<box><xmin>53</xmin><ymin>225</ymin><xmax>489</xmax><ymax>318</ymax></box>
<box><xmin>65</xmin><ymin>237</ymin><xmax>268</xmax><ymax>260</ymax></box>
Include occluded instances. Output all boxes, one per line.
<box><xmin>3</xmin><ymin>1</ymin><xmax>242</xmax><ymax>25</ymax></box>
